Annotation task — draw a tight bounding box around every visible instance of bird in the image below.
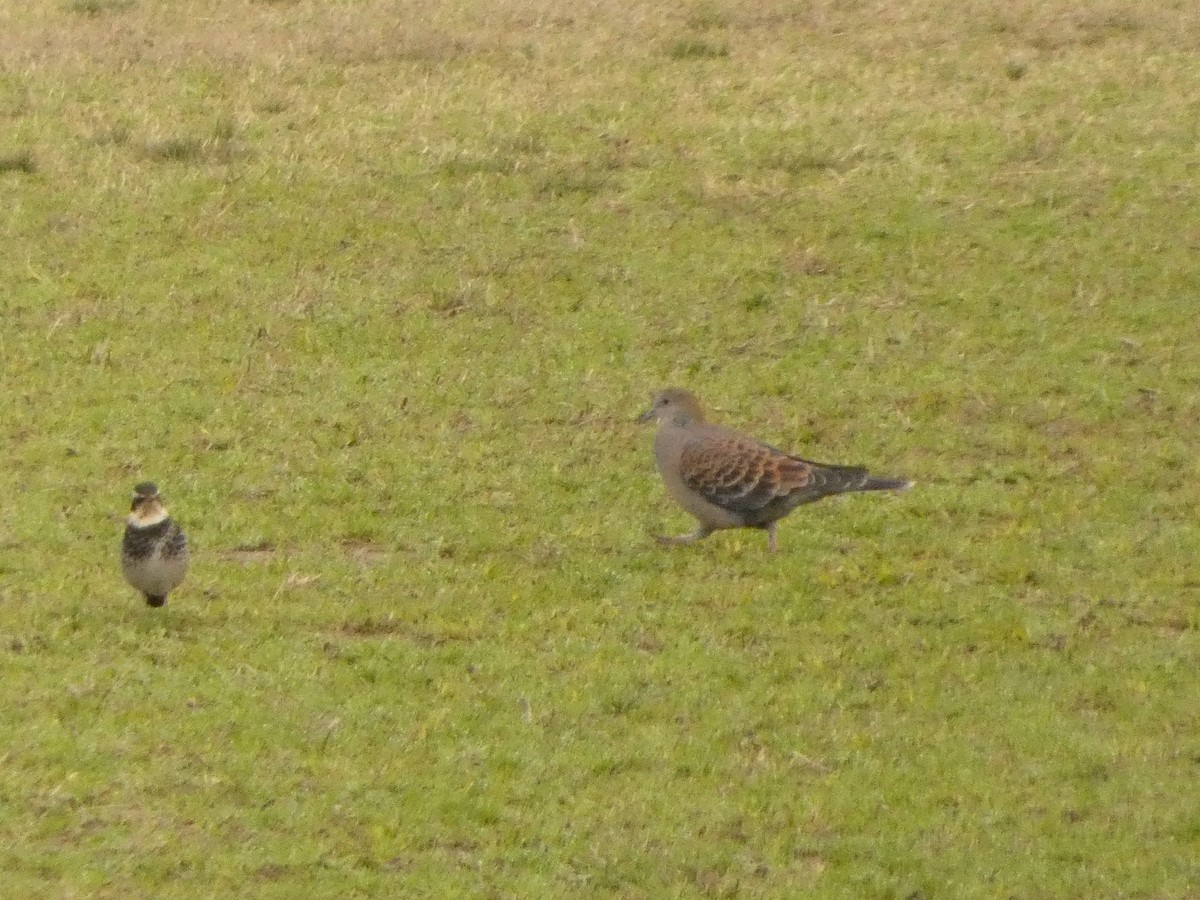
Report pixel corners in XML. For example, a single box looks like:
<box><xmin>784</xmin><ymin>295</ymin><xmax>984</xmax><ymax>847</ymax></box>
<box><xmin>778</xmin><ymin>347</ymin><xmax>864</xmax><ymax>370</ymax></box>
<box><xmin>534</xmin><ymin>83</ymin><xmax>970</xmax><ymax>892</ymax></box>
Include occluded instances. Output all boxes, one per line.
<box><xmin>121</xmin><ymin>481</ymin><xmax>189</xmax><ymax>607</ymax></box>
<box><xmin>637</xmin><ymin>388</ymin><xmax>912</xmax><ymax>552</ymax></box>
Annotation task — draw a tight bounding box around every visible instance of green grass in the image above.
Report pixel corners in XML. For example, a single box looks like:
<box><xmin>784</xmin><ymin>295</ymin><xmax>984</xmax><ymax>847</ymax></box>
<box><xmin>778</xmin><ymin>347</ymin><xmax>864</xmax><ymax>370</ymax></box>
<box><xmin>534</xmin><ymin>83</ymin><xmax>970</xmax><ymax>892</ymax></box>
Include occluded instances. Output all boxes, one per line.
<box><xmin>3</xmin><ymin>0</ymin><xmax>1200</xmax><ymax>895</ymax></box>
<box><xmin>0</xmin><ymin>149</ymin><xmax>37</xmax><ymax>173</ymax></box>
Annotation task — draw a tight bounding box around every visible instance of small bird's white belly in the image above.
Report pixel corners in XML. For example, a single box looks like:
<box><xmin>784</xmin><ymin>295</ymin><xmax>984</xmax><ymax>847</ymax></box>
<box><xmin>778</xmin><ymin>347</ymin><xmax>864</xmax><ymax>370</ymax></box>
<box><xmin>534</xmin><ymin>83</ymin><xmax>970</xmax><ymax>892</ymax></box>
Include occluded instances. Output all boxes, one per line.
<box><xmin>122</xmin><ymin>553</ymin><xmax>188</xmax><ymax>597</ymax></box>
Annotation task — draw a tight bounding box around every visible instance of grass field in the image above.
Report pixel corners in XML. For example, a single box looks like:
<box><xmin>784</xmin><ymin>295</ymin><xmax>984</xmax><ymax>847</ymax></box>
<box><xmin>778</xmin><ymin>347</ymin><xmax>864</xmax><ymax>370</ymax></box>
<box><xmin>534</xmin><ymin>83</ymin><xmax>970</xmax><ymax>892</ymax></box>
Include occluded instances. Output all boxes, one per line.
<box><xmin>3</xmin><ymin>0</ymin><xmax>1200</xmax><ymax>895</ymax></box>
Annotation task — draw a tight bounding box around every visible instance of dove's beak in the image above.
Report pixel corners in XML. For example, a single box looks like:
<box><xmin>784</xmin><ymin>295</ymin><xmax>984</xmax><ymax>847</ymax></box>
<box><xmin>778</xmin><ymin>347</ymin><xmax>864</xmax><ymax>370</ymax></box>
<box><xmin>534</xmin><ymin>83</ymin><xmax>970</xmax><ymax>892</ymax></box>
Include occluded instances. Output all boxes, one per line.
<box><xmin>636</xmin><ymin>408</ymin><xmax>656</xmax><ymax>424</ymax></box>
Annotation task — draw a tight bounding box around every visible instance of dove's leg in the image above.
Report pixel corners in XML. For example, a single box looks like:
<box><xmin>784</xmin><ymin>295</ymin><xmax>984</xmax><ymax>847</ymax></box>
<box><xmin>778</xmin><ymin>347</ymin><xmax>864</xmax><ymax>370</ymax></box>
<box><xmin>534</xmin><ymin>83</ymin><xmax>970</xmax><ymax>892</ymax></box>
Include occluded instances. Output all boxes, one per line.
<box><xmin>766</xmin><ymin>524</ymin><xmax>778</xmax><ymax>553</ymax></box>
<box><xmin>655</xmin><ymin>525</ymin><xmax>713</xmax><ymax>547</ymax></box>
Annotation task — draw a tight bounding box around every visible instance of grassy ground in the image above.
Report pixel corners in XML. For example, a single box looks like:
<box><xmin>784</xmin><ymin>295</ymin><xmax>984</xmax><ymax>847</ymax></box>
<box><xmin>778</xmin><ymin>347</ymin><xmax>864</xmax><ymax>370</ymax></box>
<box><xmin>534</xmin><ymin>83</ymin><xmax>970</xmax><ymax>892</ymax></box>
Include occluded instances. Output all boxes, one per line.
<box><xmin>3</xmin><ymin>0</ymin><xmax>1199</xmax><ymax>895</ymax></box>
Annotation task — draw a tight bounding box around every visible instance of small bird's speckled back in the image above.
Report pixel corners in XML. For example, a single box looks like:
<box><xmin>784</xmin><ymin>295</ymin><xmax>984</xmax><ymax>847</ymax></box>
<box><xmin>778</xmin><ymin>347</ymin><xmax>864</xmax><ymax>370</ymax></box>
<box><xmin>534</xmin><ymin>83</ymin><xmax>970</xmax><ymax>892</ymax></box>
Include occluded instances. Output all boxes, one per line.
<box><xmin>121</xmin><ymin>483</ymin><xmax>189</xmax><ymax>607</ymax></box>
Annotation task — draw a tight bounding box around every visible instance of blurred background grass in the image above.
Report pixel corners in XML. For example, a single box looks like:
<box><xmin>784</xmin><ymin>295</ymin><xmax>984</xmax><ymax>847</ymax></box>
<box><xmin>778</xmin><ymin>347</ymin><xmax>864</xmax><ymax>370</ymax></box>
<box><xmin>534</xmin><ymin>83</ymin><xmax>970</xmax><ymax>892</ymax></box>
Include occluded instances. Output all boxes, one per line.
<box><xmin>1</xmin><ymin>0</ymin><xmax>1198</xmax><ymax>895</ymax></box>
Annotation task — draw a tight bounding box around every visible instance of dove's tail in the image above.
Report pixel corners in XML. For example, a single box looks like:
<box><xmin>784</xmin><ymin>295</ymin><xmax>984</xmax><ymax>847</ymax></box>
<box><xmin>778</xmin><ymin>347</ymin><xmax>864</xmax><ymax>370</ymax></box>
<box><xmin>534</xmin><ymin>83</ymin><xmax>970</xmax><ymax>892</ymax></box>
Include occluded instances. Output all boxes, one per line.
<box><xmin>810</xmin><ymin>463</ymin><xmax>913</xmax><ymax>495</ymax></box>
<box><xmin>858</xmin><ymin>475</ymin><xmax>913</xmax><ymax>492</ymax></box>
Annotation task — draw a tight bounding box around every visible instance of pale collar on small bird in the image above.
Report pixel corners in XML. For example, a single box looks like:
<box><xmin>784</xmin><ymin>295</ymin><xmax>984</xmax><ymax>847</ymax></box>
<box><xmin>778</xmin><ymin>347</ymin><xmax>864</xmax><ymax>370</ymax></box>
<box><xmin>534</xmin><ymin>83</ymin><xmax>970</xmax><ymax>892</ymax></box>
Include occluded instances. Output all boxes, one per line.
<box><xmin>129</xmin><ymin>499</ymin><xmax>169</xmax><ymax>528</ymax></box>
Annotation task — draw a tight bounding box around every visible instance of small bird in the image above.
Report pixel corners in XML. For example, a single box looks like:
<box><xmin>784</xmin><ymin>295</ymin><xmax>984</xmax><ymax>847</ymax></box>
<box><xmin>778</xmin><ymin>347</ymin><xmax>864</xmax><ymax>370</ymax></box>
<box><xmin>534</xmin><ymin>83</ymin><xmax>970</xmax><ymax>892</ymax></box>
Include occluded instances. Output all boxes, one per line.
<box><xmin>121</xmin><ymin>481</ymin><xmax>189</xmax><ymax>607</ymax></box>
<box><xmin>637</xmin><ymin>388</ymin><xmax>912</xmax><ymax>551</ymax></box>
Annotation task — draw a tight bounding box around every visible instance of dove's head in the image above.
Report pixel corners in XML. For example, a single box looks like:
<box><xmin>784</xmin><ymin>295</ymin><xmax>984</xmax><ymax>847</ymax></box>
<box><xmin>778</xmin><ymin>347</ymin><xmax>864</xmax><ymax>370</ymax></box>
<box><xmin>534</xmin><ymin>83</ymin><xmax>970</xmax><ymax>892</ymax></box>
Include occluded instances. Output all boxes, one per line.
<box><xmin>637</xmin><ymin>388</ymin><xmax>706</xmax><ymax>427</ymax></box>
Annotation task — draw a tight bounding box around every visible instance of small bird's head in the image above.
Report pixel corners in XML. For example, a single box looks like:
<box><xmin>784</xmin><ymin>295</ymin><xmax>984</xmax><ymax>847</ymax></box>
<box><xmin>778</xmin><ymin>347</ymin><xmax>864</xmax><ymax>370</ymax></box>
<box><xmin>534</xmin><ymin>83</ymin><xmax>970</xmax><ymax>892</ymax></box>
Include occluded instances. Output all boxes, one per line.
<box><xmin>637</xmin><ymin>388</ymin><xmax>705</xmax><ymax>427</ymax></box>
<box><xmin>128</xmin><ymin>481</ymin><xmax>168</xmax><ymax>527</ymax></box>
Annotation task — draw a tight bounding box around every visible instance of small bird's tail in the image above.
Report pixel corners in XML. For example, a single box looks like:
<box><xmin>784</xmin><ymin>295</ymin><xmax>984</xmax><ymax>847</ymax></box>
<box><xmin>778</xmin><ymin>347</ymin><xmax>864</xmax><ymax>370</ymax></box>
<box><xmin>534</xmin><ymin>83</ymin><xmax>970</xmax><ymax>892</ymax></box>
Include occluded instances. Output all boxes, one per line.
<box><xmin>144</xmin><ymin>594</ymin><xmax>167</xmax><ymax>608</ymax></box>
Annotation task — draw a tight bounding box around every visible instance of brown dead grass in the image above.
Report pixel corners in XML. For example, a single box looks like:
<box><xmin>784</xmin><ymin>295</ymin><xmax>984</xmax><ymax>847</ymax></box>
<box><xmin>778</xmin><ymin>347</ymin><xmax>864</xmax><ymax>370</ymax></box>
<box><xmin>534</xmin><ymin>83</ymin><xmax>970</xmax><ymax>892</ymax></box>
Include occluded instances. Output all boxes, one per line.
<box><xmin>6</xmin><ymin>0</ymin><xmax>1200</xmax><ymax>74</ymax></box>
